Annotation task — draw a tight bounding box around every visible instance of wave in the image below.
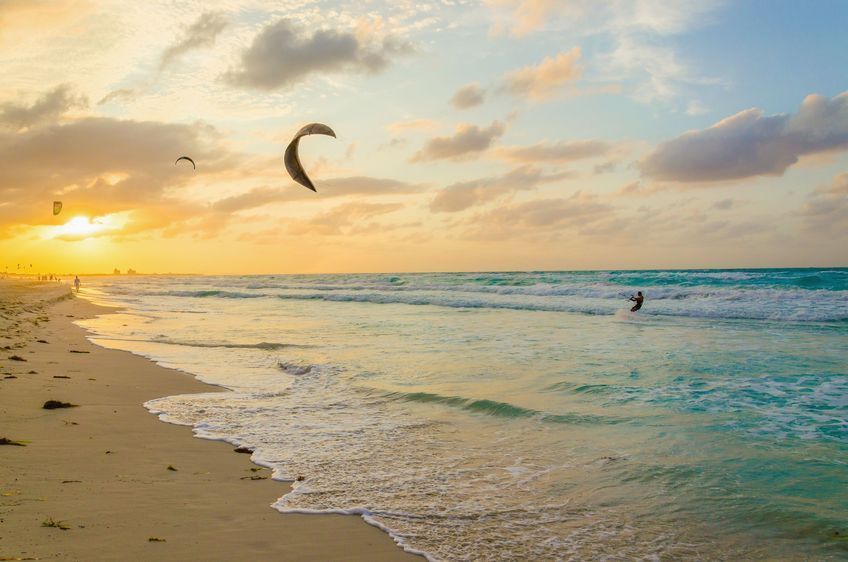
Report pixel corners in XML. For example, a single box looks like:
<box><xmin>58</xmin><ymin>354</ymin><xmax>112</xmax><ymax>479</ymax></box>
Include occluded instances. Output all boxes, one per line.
<box><xmin>270</xmin><ymin>291</ymin><xmax>848</xmax><ymax>323</ymax></box>
<box><xmin>162</xmin><ymin>289</ymin><xmax>265</xmax><ymax>299</ymax></box>
<box><xmin>97</xmin><ymin>288</ymin><xmax>266</xmax><ymax>299</ymax></box>
<box><xmin>278</xmin><ymin>361</ymin><xmax>315</xmax><ymax>376</ymax></box>
<box><xmin>89</xmin><ymin>270</ymin><xmax>848</xmax><ymax>323</ymax></box>
<box><xmin>156</xmin><ymin>340</ymin><xmax>297</xmax><ymax>350</ymax></box>
<box><xmin>383</xmin><ymin>391</ymin><xmax>625</xmax><ymax>425</ymax></box>
<box><xmin>96</xmin><ymin>335</ymin><xmax>301</xmax><ymax>350</ymax></box>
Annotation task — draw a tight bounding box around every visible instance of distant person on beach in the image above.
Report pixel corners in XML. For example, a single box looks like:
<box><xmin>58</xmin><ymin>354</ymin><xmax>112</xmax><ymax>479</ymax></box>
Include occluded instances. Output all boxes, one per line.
<box><xmin>629</xmin><ymin>291</ymin><xmax>644</xmax><ymax>312</ymax></box>
<box><xmin>74</xmin><ymin>275</ymin><xmax>81</xmax><ymax>293</ymax></box>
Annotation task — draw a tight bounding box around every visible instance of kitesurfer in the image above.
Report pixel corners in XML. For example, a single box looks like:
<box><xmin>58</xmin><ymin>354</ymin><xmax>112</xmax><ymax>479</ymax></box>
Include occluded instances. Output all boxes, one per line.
<box><xmin>629</xmin><ymin>291</ymin><xmax>644</xmax><ymax>312</ymax></box>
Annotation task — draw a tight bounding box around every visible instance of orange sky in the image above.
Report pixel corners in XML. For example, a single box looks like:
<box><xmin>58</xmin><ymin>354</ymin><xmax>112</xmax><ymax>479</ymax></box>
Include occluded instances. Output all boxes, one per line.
<box><xmin>1</xmin><ymin>1</ymin><xmax>846</xmax><ymax>274</ymax></box>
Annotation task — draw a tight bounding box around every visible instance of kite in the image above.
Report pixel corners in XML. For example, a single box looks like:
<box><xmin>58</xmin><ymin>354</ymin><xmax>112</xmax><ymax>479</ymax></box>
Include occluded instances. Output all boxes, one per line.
<box><xmin>53</xmin><ymin>201</ymin><xmax>62</xmax><ymax>216</ymax></box>
<box><xmin>174</xmin><ymin>156</ymin><xmax>196</xmax><ymax>170</ymax></box>
<box><xmin>284</xmin><ymin>123</ymin><xmax>336</xmax><ymax>192</ymax></box>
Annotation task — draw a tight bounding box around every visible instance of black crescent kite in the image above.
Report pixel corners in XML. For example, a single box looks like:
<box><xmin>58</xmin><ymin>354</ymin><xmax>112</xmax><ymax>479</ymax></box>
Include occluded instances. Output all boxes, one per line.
<box><xmin>174</xmin><ymin>156</ymin><xmax>196</xmax><ymax>170</ymax></box>
<box><xmin>284</xmin><ymin>123</ymin><xmax>336</xmax><ymax>192</ymax></box>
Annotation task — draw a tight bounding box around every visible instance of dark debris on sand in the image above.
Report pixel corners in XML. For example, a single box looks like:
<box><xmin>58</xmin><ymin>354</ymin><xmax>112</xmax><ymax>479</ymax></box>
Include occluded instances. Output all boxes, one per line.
<box><xmin>0</xmin><ymin>437</ymin><xmax>26</xmax><ymax>446</ymax></box>
<box><xmin>43</xmin><ymin>400</ymin><xmax>79</xmax><ymax>409</ymax></box>
<box><xmin>234</xmin><ymin>446</ymin><xmax>253</xmax><ymax>454</ymax></box>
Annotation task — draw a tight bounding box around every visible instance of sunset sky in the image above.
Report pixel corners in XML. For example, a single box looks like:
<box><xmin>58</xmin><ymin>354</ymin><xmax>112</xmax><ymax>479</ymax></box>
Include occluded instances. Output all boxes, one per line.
<box><xmin>1</xmin><ymin>0</ymin><xmax>846</xmax><ymax>274</ymax></box>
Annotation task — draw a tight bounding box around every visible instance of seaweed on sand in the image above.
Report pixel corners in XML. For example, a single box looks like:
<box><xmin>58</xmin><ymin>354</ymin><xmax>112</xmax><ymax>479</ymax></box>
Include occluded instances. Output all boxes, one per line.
<box><xmin>42</xmin><ymin>517</ymin><xmax>70</xmax><ymax>530</ymax></box>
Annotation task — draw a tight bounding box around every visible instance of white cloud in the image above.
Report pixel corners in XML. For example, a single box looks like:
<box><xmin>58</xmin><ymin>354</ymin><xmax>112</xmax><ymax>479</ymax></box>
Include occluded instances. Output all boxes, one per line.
<box><xmin>450</xmin><ymin>82</ymin><xmax>486</xmax><ymax>109</ymax></box>
<box><xmin>799</xmin><ymin>172</ymin><xmax>848</xmax><ymax>235</ymax></box>
<box><xmin>223</xmin><ymin>18</ymin><xmax>412</xmax><ymax>90</ymax></box>
<box><xmin>430</xmin><ymin>166</ymin><xmax>572</xmax><ymax>212</ymax></box>
<box><xmin>411</xmin><ymin>120</ymin><xmax>506</xmax><ymax>162</ymax></box>
<box><xmin>501</xmin><ymin>49</ymin><xmax>581</xmax><ymax>101</ymax></box>
<box><xmin>496</xmin><ymin>139</ymin><xmax>611</xmax><ymax>163</ymax></box>
<box><xmin>0</xmin><ymin>84</ymin><xmax>87</xmax><ymax>130</ymax></box>
<box><xmin>159</xmin><ymin>11</ymin><xmax>228</xmax><ymax>70</ymax></box>
<box><xmin>641</xmin><ymin>92</ymin><xmax>848</xmax><ymax>182</ymax></box>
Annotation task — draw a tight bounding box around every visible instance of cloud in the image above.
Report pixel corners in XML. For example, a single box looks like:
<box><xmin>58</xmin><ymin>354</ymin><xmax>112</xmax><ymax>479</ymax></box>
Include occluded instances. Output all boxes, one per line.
<box><xmin>617</xmin><ymin>181</ymin><xmax>643</xmax><ymax>196</ymax></box>
<box><xmin>388</xmin><ymin>119</ymin><xmax>438</xmax><ymax>134</ymax></box>
<box><xmin>223</xmin><ymin>19</ymin><xmax>412</xmax><ymax>90</ymax></box>
<box><xmin>484</xmin><ymin>1</ymin><xmax>723</xmax><ymax>104</ymax></box>
<box><xmin>489</xmin><ymin>198</ymin><xmax>612</xmax><ymax>228</ymax></box>
<box><xmin>210</xmin><ymin>187</ymin><xmax>288</xmax><ymax>214</ymax></box>
<box><xmin>501</xmin><ymin>48</ymin><xmax>581</xmax><ymax>101</ymax></box>
<box><xmin>97</xmin><ymin>88</ymin><xmax>138</xmax><ymax>106</ymax></box>
<box><xmin>0</xmin><ymin>116</ymin><xmax>236</xmax><ymax>237</ymax></box>
<box><xmin>450</xmin><ymin>83</ymin><xmax>486</xmax><ymax>109</ymax></box>
<box><xmin>209</xmin><ymin>176</ymin><xmax>424</xmax><ymax>214</ymax></box>
<box><xmin>160</xmin><ymin>12</ymin><xmax>228</xmax><ymax>70</ymax></box>
<box><xmin>344</xmin><ymin>142</ymin><xmax>357</xmax><ymax>160</ymax></box>
<box><xmin>692</xmin><ymin>219</ymin><xmax>768</xmax><ymax>240</ymax></box>
<box><xmin>430</xmin><ymin>166</ymin><xmax>572</xmax><ymax>212</ymax></box>
<box><xmin>484</xmin><ymin>0</ymin><xmax>578</xmax><ymax>37</ymax></box>
<box><xmin>289</xmin><ymin>202</ymin><xmax>403</xmax><ymax>235</ymax></box>
<box><xmin>411</xmin><ymin>120</ymin><xmax>506</xmax><ymax>162</ymax></box>
<box><xmin>0</xmin><ymin>84</ymin><xmax>87</xmax><ymax>130</ymax></box>
<box><xmin>601</xmin><ymin>2</ymin><xmax>725</xmax><ymax>103</ymax></box>
<box><xmin>799</xmin><ymin>172</ymin><xmax>848</xmax><ymax>235</ymax></box>
<box><xmin>464</xmin><ymin>194</ymin><xmax>612</xmax><ymax>240</ymax></box>
<box><xmin>641</xmin><ymin>92</ymin><xmax>848</xmax><ymax>182</ymax></box>
<box><xmin>319</xmin><ymin>176</ymin><xmax>426</xmax><ymax>196</ymax></box>
<box><xmin>496</xmin><ymin>139</ymin><xmax>611</xmax><ymax>163</ymax></box>
<box><xmin>712</xmin><ymin>198</ymin><xmax>734</xmax><ymax>210</ymax></box>
<box><xmin>686</xmin><ymin>100</ymin><xmax>708</xmax><ymax>116</ymax></box>
<box><xmin>379</xmin><ymin>137</ymin><xmax>408</xmax><ymax>150</ymax></box>
<box><xmin>0</xmin><ymin>1</ymin><xmax>91</xmax><ymax>47</ymax></box>
<box><xmin>593</xmin><ymin>161</ymin><xmax>617</xmax><ymax>174</ymax></box>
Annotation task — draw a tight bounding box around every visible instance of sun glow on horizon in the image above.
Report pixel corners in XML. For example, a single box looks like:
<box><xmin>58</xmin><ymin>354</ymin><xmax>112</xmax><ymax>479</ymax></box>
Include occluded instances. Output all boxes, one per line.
<box><xmin>46</xmin><ymin>214</ymin><xmax>124</xmax><ymax>241</ymax></box>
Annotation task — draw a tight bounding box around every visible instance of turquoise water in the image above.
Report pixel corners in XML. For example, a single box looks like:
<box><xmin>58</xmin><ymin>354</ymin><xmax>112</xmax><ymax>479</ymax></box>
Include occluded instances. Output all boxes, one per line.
<box><xmin>78</xmin><ymin>269</ymin><xmax>848</xmax><ymax>560</ymax></box>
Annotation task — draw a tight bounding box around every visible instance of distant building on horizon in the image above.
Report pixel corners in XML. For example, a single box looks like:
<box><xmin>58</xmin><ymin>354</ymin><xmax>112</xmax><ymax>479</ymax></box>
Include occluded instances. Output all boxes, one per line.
<box><xmin>113</xmin><ymin>268</ymin><xmax>120</xmax><ymax>275</ymax></box>
<box><xmin>127</xmin><ymin>269</ymin><xmax>137</xmax><ymax>275</ymax></box>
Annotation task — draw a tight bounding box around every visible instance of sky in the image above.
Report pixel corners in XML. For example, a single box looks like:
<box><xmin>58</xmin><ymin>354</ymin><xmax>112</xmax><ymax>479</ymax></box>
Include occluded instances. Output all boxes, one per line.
<box><xmin>0</xmin><ymin>0</ymin><xmax>846</xmax><ymax>274</ymax></box>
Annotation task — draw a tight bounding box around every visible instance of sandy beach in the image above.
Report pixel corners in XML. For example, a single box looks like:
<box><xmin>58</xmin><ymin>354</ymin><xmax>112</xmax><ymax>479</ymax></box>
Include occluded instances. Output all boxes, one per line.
<box><xmin>0</xmin><ymin>278</ymin><xmax>418</xmax><ymax>561</ymax></box>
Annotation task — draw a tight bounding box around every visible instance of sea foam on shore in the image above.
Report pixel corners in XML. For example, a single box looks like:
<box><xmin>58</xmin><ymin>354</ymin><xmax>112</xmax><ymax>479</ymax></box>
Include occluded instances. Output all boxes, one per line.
<box><xmin>78</xmin><ymin>269</ymin><xmax>848</xmax><ymax>560</ymax></box>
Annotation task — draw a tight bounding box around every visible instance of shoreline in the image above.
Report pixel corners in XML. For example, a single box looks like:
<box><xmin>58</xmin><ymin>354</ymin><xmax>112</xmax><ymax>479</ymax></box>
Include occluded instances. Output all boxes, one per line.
<box><xmin>0</xmin><ymin>279</ymin><xmax>419</xmax><ymax>561</ymax></box>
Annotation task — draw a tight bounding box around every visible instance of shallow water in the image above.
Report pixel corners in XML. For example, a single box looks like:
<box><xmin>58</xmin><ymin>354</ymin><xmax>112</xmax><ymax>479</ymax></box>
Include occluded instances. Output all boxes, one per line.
<box><xmin>78</xmin><ymin>269</ymin><xmax>848</xmax><ymax>560</ymax></box>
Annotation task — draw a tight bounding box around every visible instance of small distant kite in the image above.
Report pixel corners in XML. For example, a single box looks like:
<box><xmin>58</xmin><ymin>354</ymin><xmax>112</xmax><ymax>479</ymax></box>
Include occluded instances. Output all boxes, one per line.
<box><xmin>53</xmin><ymin>201</ymin><xmax>63</xmax><ymax>216</ymax></box>
<box><xmin>174</xmin><ymin>156</ymin><xmax>196</xmax><ymax>170</ymax></box>
<box><xmin>284</xmin><ymin>123</ymin><xmax>336</xmax><ymax>192</ymax></box>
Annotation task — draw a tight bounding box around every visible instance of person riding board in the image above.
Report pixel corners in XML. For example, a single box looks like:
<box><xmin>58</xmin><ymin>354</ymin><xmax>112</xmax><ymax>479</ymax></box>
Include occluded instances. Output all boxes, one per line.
<box><xmin>629</xmin><ymin>291</ymin><xmax>644</xmax><ymax>312</ymax></box>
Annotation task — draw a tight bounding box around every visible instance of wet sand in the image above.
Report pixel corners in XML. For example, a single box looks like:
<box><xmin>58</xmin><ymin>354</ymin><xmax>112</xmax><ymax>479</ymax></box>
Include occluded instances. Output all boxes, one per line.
<box><xmin>0</xmin><ymin>278</ymin><xmax>419</xmax><ymax>561</ymax></box>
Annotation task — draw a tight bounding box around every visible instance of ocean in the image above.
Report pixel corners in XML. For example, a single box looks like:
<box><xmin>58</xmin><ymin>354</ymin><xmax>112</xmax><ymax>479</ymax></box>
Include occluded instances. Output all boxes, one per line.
<box><xmin>77</xmin><ymin>269</ymin><xmax>848</xmax><ymax>560</ymax></box>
